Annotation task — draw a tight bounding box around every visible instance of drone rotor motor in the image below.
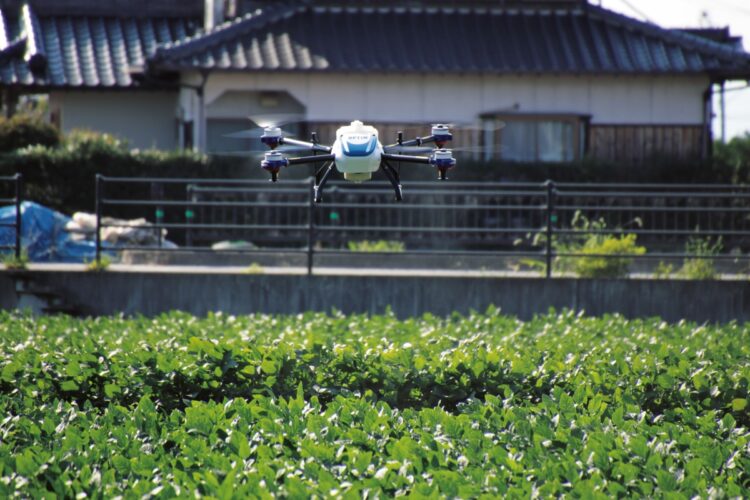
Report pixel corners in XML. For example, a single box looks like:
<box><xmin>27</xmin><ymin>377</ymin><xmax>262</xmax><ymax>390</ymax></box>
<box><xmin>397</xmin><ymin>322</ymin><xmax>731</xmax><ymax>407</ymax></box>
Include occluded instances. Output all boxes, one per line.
<box><xmin>430</xmin><ymin>148</ymin><xmax>456</xmax><ymax>180</ymax></box>
<box><xmin>260</xmin><ymin>126</ymin><xmax>284</xmax><ymax>149</ymax></box>
<box><xmin>431</xmin><ymin>124</ymin><xmax>453</xmax><ymax>148</ymax></box>
<box><xmin>261</xmin><ymin>150</ymin><xmax>289</xmax><ymax>182</ymax></box>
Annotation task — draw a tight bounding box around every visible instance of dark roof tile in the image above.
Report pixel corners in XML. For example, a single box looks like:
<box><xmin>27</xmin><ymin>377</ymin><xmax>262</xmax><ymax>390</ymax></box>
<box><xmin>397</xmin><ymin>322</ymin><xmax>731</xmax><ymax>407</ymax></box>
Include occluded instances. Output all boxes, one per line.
<box><xmin>1</xmin><ymin>2</ymin><xmax>749</xmax><ymax>89</ymax></box>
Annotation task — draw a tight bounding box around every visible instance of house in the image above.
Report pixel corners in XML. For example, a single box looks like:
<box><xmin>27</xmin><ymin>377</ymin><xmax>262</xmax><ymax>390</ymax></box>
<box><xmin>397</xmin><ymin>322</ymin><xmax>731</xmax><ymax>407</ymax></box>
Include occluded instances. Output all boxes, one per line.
<box><xmin>1</xmin><ymin>0</ymin><xmax>749</xmax><ymax>165</ymax></box>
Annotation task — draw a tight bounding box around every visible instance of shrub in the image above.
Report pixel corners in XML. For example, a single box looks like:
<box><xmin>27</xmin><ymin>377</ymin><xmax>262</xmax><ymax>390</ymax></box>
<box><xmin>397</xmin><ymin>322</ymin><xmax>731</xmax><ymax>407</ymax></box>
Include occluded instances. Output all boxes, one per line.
<box><xmin>2</xmin><ymin>251</ymin><xmax>28</xmax><ymax>270</ymax></box>
<box><xmin>713</xmin><ymin>134</ymin><xmax>750</xmax><ymax>184</ymax></box>
<box><xmin>0</xmin><ymin>130</ymin><xmax>250</xmax><ymax>216</ymax></box>
<box><xmin>0</xmin><ymin>114</ymin><xmax>60</xmax><ymax>152</ymax></box>
<box><xmin>551</xmin><ymin>211</ymin><xmax>646</xmax><ymax>278</ymax></box>
<box><xmin>86</xmin><ymin>256</ymin><xmax>111</xmax><ymax>272</ymax></box>
<box><xmin>573</xmin><ymin>233</ymin><xmax>647</xmax><ymax>278</ymax></box>
<box><xmin>680</xmin><ymin>237</ymin><xmax>722</xmax><ymax>280</ymax></box>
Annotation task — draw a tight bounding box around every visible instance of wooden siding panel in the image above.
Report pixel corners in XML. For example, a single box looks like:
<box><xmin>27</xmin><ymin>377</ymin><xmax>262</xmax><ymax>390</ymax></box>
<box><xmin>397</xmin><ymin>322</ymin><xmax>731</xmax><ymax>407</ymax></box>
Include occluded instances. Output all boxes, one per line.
<box><xmin>588</xmin><ymin>124</ymin><xmax>702</xmax><ymax>164</ymax></box>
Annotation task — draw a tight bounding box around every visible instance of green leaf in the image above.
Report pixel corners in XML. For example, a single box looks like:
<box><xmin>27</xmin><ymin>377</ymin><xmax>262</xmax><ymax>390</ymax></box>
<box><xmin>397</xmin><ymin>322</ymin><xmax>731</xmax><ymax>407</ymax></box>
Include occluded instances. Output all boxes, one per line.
<box><xmin>104</xmin><ymin>383</ymin><xmax>121</xmax><ymax>398</ymax></box>
<box><xmin>260</xmin><ymin>358</ymin><xmax>277</xmax><ymax>374</ymax></box>
<box><xmin>656</xmin><ymin>373</ymin><xmax>675</xmax><ymax>389</ymax></box>
<box><xmin>15</xmin><ymin>450</ymin><xmax>37</xmax><ymax>476</ymax></box>
<box><xmin>61</xmin><ymin>380</ymin><xmax>79</xmax><ymax>391</ymax></box>
<box><xmin>731</xmin><ymin>398</ymin><xmax>747</xmax><ymax>411</ymax></box>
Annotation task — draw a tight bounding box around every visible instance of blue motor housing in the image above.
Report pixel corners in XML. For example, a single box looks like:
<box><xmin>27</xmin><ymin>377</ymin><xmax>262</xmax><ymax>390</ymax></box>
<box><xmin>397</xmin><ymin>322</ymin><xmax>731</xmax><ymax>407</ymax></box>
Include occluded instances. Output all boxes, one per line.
<box><xmin>260</xmin><ymin>127</ymin><xmax>283</xmax><ymax>149</ymax></box>
<box><xmin>261</xmin><ymin>151</ymin><xmax>288</xmax><ymax>181</ymax></box>
<box><xmin>430</xmin><ymin>149</ymin><xmax>456</xmax><ymax>180</ymax></box>
<box><xmin>431</xmin><ymin>124</ymin><xmax>453</xmax><ymax>147</ymax></box>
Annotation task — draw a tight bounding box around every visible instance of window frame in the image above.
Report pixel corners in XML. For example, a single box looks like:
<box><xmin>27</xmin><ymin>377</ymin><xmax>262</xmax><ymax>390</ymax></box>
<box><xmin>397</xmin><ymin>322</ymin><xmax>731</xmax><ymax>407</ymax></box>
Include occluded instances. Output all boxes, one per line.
<box><xmin>480</xmin><ymin>113</ymin><xmax>590</xmax><ymax>163</ymax></box>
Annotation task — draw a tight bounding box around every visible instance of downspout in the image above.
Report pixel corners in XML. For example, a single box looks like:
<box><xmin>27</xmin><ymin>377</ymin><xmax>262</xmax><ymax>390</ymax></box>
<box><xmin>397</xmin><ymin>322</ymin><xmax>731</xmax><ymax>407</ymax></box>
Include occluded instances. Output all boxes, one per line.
<box><xmin>198</xmin><ymin>70</ymin><xmax>209</xmax><ymax>153</ymax></box>
<box><xmin>702</xmin><ymin>84</ymin><xmax>713</xmax><ymax>160</ymax></box>
<box><xmin>719</xmin><ymin>79</ymin><xmax>726</xmax><ymax>144</ymax></box>
<box><xmin>178</xmin><ymin>70</ymin><xmax>210</xmax><ymax>152</ymax></box>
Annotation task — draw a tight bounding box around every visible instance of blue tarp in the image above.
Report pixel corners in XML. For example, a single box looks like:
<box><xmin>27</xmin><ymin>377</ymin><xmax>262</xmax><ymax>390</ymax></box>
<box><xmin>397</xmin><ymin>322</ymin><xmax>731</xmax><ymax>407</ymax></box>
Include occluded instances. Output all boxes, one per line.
<box><xmin>0</xmin><ymin>202</ymin><xmax>100</xmax><ymax>262</ymax></box>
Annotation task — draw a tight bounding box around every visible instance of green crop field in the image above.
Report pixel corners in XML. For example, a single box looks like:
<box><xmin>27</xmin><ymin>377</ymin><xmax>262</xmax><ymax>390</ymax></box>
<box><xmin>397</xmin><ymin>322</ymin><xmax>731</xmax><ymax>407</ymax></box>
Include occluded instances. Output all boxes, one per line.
<box><xmin>0</xmin><ymin>309</ymin><xmax>748</xmax><ymax>498</ymax></box>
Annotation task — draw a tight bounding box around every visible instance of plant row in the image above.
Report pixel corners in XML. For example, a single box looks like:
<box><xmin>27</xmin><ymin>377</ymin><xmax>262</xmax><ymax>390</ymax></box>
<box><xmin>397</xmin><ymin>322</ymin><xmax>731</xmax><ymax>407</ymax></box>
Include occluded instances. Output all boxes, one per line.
<box><xmin>0</xmin><ymin>310</ymin><xmax>748</xmax><ymax>496</ymax></box>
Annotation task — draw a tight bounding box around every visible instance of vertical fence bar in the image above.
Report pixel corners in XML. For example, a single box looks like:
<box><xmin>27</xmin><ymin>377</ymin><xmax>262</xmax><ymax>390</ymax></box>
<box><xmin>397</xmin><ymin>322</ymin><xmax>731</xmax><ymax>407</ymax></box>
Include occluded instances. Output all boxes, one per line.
<box><xmin>95</xmin><ymin>174</ymin><xmax>102</xmax><ymax>265</ymax></box>
<box><xmin>14</xmin><ymin>173</ymin><xmax>22</xmax><ymax>259</ymax></box>
<box><xmin>151</xmin><ymin>182</ymin><xmax>164</xmax><ymax>248</ymax></box>
<box><xmin>307</xmin><ymin>177</ymin><xmax>315</xmax><ymax>276</ymax></box>
<box><xmin>185</xmin><ymin>184</ymin><xmax>194</xmax><ymax>248</ymax></box>
<box><xmin>545</xmin><ymin>180</ymin><xmax>555</xmax><ymax>279</ymax></box>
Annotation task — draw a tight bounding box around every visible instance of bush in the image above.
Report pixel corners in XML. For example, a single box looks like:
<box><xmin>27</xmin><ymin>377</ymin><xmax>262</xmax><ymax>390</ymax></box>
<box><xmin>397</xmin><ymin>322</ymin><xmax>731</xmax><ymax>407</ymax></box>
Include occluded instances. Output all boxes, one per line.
<box><xmin>573</xmin><ymin>233</ymin><xmax>647</xmax><ymax>278</ymax></box>
<box><xmin>713</xmin><ymin>134</ymin><xmax>750</xmax><ymax>184</ymax></box>
<box><xmin>680</xmin><ymin>237</ymin><xmax>723</xmax><ymax>280</ymax></box>
<box><xmin>552</xmin><ymin>211</ymin><xmax>646</xmax><ymax>278</ymax></box>
<box><xmin>0</xmin><ymin>114</ymin><xmax>60</xmax><ymax>152</ymax></box>
<box><xmin>0</xmin><ymin>129</ymin><xmax>251</xmax><ymax>215</ymax></box>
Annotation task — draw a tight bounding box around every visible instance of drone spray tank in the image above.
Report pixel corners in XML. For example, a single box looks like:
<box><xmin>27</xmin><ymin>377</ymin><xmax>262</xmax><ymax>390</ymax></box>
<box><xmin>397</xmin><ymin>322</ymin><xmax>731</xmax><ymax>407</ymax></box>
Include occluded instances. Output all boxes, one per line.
<box><xmin>332</xmin><ymin>120</ymin><xmax>384</xmax><ymax>182</ymax></box>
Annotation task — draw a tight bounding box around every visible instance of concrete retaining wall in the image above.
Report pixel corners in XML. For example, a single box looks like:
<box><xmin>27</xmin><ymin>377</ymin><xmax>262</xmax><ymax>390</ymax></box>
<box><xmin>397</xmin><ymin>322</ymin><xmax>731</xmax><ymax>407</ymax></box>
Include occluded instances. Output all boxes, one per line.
<box><xmin>1</xmin><ymin>270</ymin><xmax>748</xmax><ymax>322</ymax></box>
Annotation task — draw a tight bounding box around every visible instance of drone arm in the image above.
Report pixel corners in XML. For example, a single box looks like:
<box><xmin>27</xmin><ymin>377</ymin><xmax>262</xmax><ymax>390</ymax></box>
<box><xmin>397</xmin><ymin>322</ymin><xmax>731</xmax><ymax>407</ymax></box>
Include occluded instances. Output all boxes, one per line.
<box><xmin>385</xmin><ymin>135</ymin><xmax>436</xmax><ymax>149</ymax></box>
<box><xmin>287</xmin><ymin>153</ymin><xmax>336</xmax><ymax>165</ymax></box>
<box><xmin>381</xmin><ymin>152</ymin><xmax>431</xmax><ymax>164</ymax></box>
<box><xmin>281</xmin><ymin>137</ymin><xmax>332</xmax><ymax>153</ymax></box>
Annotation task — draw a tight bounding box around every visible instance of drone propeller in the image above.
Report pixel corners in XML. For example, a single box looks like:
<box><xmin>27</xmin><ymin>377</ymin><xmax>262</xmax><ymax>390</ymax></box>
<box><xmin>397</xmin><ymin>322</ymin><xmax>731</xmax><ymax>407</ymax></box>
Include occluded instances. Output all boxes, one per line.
<box><xmin>384</xmin><ymin>144</ymin><xmax>505</xmax><ymax>155</ymax></box>
<box><xmin>225</xmin><ymin>112</ymin><xmax>306</xmax><ymax>140</ymax></box>
<box><xmin>247</xmin><ymin>144</ymin><xmax>311</xmax><ymax>154</ymax></box>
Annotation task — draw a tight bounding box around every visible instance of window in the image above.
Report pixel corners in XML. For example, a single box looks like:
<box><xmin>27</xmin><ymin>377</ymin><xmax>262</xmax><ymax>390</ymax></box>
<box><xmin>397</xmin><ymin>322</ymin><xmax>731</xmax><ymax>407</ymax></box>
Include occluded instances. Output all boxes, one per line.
<box><xmin>482</xmin><ymin>115</ymin><xmax>587</xmax><ymax>162</ymax></box>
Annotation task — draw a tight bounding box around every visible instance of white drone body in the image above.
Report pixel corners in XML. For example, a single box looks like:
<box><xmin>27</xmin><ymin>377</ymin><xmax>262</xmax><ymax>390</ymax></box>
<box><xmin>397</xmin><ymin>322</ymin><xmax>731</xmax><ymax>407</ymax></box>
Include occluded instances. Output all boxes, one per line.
<box><xmin>331</xmin><ymin>121</ymin><xmax>384</xmax><ymax>182</ymax></box>
<box><xmin>260</xmin><ymin>120</ymin><xmax>456</xmax><ymax>202</ymax></box>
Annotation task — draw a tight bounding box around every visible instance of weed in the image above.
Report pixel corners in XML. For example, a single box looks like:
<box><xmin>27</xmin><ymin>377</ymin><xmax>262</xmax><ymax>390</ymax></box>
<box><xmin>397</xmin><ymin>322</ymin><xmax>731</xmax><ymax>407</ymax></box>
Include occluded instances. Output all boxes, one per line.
<box><xmin>347</xmin><ymin>240</ymin><xmax>405</xmax><ymax>252</ymax></box>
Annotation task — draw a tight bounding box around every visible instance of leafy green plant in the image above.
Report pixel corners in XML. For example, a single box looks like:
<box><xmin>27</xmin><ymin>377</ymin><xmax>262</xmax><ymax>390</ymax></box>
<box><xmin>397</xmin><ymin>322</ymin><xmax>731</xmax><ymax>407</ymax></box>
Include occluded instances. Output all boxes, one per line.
<box><xmin>243</xmin><ymin>262</ymin><xmax>264</xmax><ymax>274</ymax></box>
<box><xmin>681</xmin><ymin>237</ymin><xmax>723</xmax><ymax>280</ymax></box>
<box><xmin>0</xmin><ymin>310</ymin><xmax>748</xmax><ymax>497</ymax></box>
<box><xmin>86</xmin><ymin>256</ymin><xmax>111</xmax><ymax>272</ymax></box>
<box><xmin>573</xmin><ymin>233</ymin><xmax>646</xmax><ymax>278</ymax></box>
<box><xmin>530</xmin><ymin>211</ymin><xmax>645</xmax><ymax>278</ymax></box>
<box><xmin>347</xmin><ymin>240</ymin><xmax>405</xmax><ymax>252</ymax></box>
<box><xmin>1</xmin><ymin>251</ymin><xmax>28</xmax><ymax>270</ymax></box>
<box><xmin>0</xmin><ymin>113</ymin><xmax>60</xmax><ymax>153</ymax></box>
<box><xmin>653</xmin><ymin>261</ymin><xmax>675</xmax><ymax>279</ymax></box>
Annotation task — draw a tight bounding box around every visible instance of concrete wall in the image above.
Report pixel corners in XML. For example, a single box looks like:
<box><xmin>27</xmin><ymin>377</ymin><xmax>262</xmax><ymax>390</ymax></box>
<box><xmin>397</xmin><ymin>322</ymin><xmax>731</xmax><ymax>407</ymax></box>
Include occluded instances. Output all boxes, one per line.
<box><xmin>194</xmin><ymin>73</ymin><xmax>709</xmax><ymax>126</ymax></box>
<box><xmin>1</xmin><ymin>271</ymin><xmax>748</xmax><ymax>323</ymax></box>
<box><xmin>48</xmin><ymin>90</ymin><xmax>179</xmax><ymax>150</ymax></box>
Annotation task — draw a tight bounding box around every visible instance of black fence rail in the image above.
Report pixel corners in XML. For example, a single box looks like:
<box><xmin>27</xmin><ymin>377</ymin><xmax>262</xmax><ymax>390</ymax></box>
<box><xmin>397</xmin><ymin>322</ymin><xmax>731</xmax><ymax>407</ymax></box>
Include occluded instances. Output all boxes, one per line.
<box><xmin>95</xmin><ymin>176</ymin><xmax>750</xmax><ymax>277</ymax></box>
<box><xmin>0</xmin><ymin>174</ymin><xmax>23</xmax><ymax>259</ymax></box>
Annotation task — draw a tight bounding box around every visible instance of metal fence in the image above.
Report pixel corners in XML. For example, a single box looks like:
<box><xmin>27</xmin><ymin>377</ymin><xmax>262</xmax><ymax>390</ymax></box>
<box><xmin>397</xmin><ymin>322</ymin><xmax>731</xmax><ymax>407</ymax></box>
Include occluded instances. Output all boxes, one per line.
<box><xmin>0</xmin><ymin>174</ymin><xmax>23</xmax><ymax>259</ymax></box>
<box><xmin>95</xmin><ymin>175</ymin><xmax>750</xmax><ymax>277</ymax></box>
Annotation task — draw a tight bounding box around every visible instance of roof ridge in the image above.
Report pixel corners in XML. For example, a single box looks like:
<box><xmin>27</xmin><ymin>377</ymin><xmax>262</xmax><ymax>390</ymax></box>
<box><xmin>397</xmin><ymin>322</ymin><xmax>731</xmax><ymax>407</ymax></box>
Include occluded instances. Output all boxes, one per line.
<box><xmin>586</xmin><ymin>4</ymin><xmax>750</xmax><ymax>63</ymax></box>
<box><xmin>152</xmin><ymin>2</ymin><xmax>305</xmax><ymax>62</ymax></box>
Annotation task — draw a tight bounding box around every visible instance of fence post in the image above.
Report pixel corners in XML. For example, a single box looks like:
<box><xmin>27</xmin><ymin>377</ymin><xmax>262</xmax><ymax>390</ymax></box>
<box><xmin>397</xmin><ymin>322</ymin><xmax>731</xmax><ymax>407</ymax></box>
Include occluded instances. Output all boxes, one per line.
<box><xmin>545</xmin><ymin>180</ymin><xmax>555</xmax><ymax>279</ymax></box>
<box><xmin>14</xmin><ymin>173</ymin><xmax>22</xmax><ymax>259</ymax></box>
<box><xmin>95</xmin><ymin>174</ymin><xmax>102</xmax><ymax>265</ymax></box>
<box><xmin>307</xmin><ymin>177</ymin><xmax>315</xmax><ymax>276</ymax></box>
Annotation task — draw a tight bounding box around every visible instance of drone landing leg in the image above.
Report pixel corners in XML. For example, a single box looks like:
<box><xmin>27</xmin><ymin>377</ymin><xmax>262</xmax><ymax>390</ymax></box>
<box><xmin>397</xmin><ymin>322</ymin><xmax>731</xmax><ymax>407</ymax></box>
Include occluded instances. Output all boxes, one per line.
<box><xmin>381</xmin><ymin>161</ymin><xmax>403</xmax><ymax>202</ymax></box>
<box><xmin>314</xmin><ymin>163</ymin><xmax>335</xmax><ymax>203</ymax></box>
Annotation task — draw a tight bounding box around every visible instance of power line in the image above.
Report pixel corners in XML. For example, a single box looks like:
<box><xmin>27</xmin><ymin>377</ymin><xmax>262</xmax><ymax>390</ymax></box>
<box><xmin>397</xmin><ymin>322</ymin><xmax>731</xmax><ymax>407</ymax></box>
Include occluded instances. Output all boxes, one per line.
<box><xmin>617</xmin><ymin>0</ymin><xmax>654</xmax><ymax>23</ymax></box>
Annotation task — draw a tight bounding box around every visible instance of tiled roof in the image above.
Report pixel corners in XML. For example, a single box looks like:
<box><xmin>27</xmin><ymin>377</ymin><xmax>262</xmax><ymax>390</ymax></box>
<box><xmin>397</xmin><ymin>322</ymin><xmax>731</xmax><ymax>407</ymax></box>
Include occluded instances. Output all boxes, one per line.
<box><xmin>152</xmin><ymin>3</ymin><xmax>750</xmax><ymax>77</ymax></box>
<box><xmin>1</xmin><ymin>2</ymin><xmax>749</xmax><ymax>90</ymax></box>
<box><xmin>0</xmin><ymin>4</ymin><xmax>198</xmax><ymax>88</ymax></box>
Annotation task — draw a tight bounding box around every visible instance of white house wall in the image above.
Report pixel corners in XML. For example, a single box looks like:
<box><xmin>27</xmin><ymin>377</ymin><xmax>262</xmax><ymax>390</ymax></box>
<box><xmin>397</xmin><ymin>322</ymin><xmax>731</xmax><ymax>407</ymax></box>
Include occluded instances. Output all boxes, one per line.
<box><xmin>49</xmin><ymin>91</ymin><xmax>179</xmax><ymax>150</ymax></box>
<box><xmin>200</xmin><ymin>73</ymin><xmax>710</xmax><ymax>126</ymax></box>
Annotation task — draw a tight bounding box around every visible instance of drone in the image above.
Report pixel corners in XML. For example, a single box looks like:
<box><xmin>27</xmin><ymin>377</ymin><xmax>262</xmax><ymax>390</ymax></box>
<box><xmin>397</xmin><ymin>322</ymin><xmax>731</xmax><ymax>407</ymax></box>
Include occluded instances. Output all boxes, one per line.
<box><xmin>257</xmin><ymin>120</ymin><xmax>457</xmax><ymax>203</ymax></box>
